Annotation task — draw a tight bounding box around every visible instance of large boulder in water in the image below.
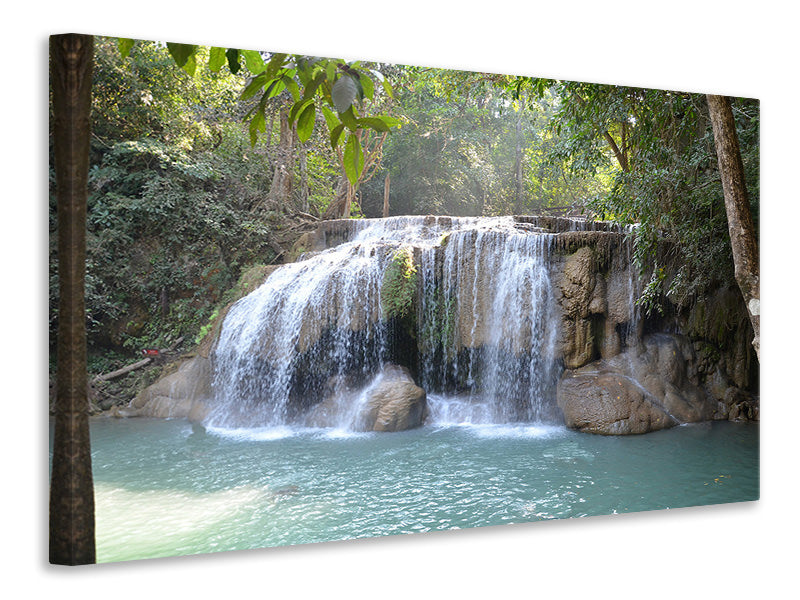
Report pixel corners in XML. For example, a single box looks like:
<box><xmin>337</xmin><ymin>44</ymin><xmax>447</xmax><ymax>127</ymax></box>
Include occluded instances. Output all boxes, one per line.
<box><xmin>362</xmin><ymin>365</ymin><xmax>428</xmax><ymax>432</ymax></box>
<box><xmin>557</xmin><ymin>371</ymin><xmax>676</xmax><ymax>435</ymax></box>
<box><xmin>304</xmin><ymin>364</ymin><xmax>427</xmax><ymax>432</ymax></box>
<box><xmin>557</xmin><ymin>333</ymin><xmax>718</xmax><ymax>435</ymax></box>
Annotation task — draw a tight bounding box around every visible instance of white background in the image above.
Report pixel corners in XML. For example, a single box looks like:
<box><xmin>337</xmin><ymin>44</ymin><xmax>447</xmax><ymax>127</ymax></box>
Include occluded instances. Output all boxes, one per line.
<box><xmin>6</xmin><ymin>2</ymin><xmax>796</xmax><ymax>598</ymax></box>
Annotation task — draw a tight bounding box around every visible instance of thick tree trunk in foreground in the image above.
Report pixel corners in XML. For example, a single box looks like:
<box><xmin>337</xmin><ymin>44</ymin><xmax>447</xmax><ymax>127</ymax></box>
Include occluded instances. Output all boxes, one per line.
<box><xmin>49</xmin><ymin>33</ymin><xmax>96</xmax><ymax>565</ymax></box>
<box><xmin>707</xmin><ymin>94</ymin><xmax>760</xmax><ymax>361</ymax></box>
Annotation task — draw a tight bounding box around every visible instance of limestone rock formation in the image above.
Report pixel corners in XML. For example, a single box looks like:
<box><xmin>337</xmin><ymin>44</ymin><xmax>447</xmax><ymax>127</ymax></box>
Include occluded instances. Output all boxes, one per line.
<box><xmin>557</xmin><ymin>333</ymin><xmax>719</xmax><ymax>434</ymax></box>
<box><xmin>115</xmin><ymin>356</ymin><xmax>213</xmax><ymax>421</ymax></box>
<box><xmin>362</xmin><ymin>365</ymin><xmax>428</xmax><ymax>432</ymax></box>
<box><xmin>119</xmin><ymin>215</ymin><xmax>758</xmax><ymax>435</ymax></box>
<box><xmin>557</xmin><ymin>371</ymin><xmax>676</xmax><ymax>435</ymax></box>
<box><xmin>304</xmin><ymin>364</ymin><xmax>427</xmax><ymax>432</ymax></box>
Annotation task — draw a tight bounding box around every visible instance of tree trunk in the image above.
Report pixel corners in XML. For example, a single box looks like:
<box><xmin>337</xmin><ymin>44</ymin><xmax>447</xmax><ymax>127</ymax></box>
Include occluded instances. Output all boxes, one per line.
<box><xmin>298</xmin><ymin>140</ymin><xmax>309</xmax><ymax>213</ymax></box>
<box><xmin>266</xmin><ymin>106</ymin><xmax>295</xmax><ymax>208</ymax></box>
<box><xmin>514</xmin><ymin>116</ymin><xmax>524</xmax><ymax>213</ymax></box>
<box><xmin>707</xmin><ymin>94</ymin><xmax>760</xmax><ymax>361</ymax></box>
<box><xmin>49</xmin><ymin>33</ymin><xmax>96</xmax><ymax>565</ymax></box>
<box><xmin>382</xmin><ymin>173</ymin><xmax>390</xmax><ymax>218</ymax></box>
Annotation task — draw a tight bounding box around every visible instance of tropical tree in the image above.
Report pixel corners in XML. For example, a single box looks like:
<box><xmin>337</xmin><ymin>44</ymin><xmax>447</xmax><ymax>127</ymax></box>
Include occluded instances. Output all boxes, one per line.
<box><xmin>514</xmin><ymin>79</ymin><xmax>759</xmax><ymax>324</ymax></box>
<box><xmin>707</xmin><ymin>94</ymin><xmax>760</xmax><ymax>359</ymax></box>
<box><xmin>50</xmin><ymin>33</ymin><xmax>96</xmax><ymax>565</ymax></box>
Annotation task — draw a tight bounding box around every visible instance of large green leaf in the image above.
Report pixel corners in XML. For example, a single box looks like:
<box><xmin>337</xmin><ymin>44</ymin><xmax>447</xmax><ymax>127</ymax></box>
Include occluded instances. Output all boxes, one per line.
<box><xmin>297</xmin><ymin>104</ymin><xmax>316</xmax><ymax>143</ymax></box>
<box><xmin>241</xmin><ymin>73</ymin><xmax>267</xmax><ymax>100</ymax></box>
<box><xmin>181</xmin><ymin>53</ymin><xmax>197</xmax><ymax>77</ymax></box>
<box><xmin>264</xmin><ymin>53</ymin><xmax>288</xmax><ymax>78</ymax></box>
<box><xmin>118</xmin><ymin>38</ymin><xmax>135</xmax><ymax>58</ymax></box>
<box><xmin>326</xmin><ymin>60</ymin><xmax>338</xmax><ymax>83</ymax></box>
<box><xmin>382</xmin><ymin>79</ymin><xmax>394</xmax><ymax>99</ymax></box>
<box><xmin>329</xmin><ymin>123</ymin><xmax>345</xmax><ymax>149</ymax></box>
<box><xmin>166</xmin><ymin>43</ymin><xmax>197</xmax><ymax>68</ymax></box>
<box><xmin>249</xmin><ymin>108</ymin><xmax>266</xmax><ymax>146</ymax></box>
<box><xmin>303</xmin><ymin>72</ymin><xmax>327</xmax><ymax>101</ymax></box>
<box><xmin>226</xmin><ymin>49</ymin><xmax>241</xmax><ymax>74</ymax></box>
<box><xmin>290</xmin><ymin>98</ymin><xmax>315</xmax><ymax>124</ymax></box>
<box><xmin>343</xmin><ymin>133</ymin><xmax>364</xmax><ymax>185</ymax></box>
<box><xmin>339</xmin><ymin>106</ymin><xmax>359</xmax><ymax>132</ymax></box>
<box><xmin>359</xmin><ymin>74</ymin><xmax>374</xmax><ymax>100</ymax></box>
<box><xmin>208</xmin><ymin>47</ymin><xmax>226</xmax><ymax>72</ymax></box>
<box><xmin>241</xmin><ymin>49</ymin><xmax>265</xmax><ymax>74</ymax></box>
<box><xmin>332</xmin><ymin>75</ymin><xmax>358</xmax><ymax>113</ymax></box>
<box><xmin>357</xmin><ymin>117</ymin><xmax>398</xmax><ymax>133</ymax></box>
<box><xmin>265</xmin><ymin>78</ymin><xmax>286</xmax><ymax>99</ymax></box>
<box><xmin>282</xmin><ymin>75</ymin><xmax>300</xmax><ymax>101</ymax></box>
<box><xmin>331</xmin><ymin>123</ymin><xmax>344</xmax><ymax>150</ymax></box>
<box><xmin>322</xmin><ymin>106</ymin><xmax>339</xmax><ymax>132</ymax></box>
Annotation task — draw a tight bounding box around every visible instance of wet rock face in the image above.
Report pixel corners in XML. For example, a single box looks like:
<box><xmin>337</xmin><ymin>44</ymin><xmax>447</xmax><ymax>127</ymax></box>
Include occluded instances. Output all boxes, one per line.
<box><xmin>557</xmin><ymin>371</ymin><xmax>676</xmax><ymax>435</ymax></box>
<box><xmin>557</xmin><ymin>334</ymin><xmax>720</xmax><ymax>435</ymax></box>
<box><xmin>303</xmin><ymin>364</ymin><xmax>427</xmax><ymax>432</ymax></box>
<box><xmin>125</xmin><ymin>216</ymin><xmax>758</xmax><ymax>434</ymax></box>
<box><xmin>119</xmin><ymin>356</ymin><xmax>213</xmax><ymax>422</ymax></box>
<box><xmin>363</xmin><ymin>365</ymin><xmax>428</xmax><ymax>432</ymax></box>
<box><xmin>550</xmin><ymin>238</ymin><xmax>640</xmax><ymax>371</ymax></box>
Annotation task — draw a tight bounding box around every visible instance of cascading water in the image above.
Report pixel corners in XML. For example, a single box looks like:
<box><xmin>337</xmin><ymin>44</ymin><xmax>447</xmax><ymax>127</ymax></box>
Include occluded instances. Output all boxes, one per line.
<box><xmin>205</xmin><ymin>216</ymin><xmax>566</xmax><ymax>430</ymax></box>
<box><xmin>418</xmin><ymin>222</ymin><xmax>558</xmax><ymax>423</ymax></box>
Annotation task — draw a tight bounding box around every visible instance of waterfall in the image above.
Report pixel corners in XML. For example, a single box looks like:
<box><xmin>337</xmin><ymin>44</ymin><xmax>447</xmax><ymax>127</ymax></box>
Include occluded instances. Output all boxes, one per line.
<box><xmin>417</xmin><ymin>220</ymin><xmax>558</xmax><ymax>423</ymax></box>
<box><xmin>205</xmin><ymin>216</ymin><xmax>563</xmax><ymax>429</ymax></box>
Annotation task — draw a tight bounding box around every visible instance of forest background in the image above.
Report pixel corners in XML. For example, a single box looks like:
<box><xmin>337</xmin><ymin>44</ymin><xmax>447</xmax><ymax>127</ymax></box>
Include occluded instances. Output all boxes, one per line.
<box><xmin>14</xmin><ymin>2</ymin><xmax>798</xmax><ymax>599</ymax></box>
<box><xmin>47</xmin><ymin>36</ymin><xmax>759</xmax><ymax>390</ymax></box>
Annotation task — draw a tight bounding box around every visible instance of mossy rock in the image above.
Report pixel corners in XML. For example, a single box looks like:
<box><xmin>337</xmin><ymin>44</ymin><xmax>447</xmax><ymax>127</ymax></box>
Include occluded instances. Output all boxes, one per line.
<box><xmin>381</xmin><ymin>246</ymin><xmax>418</xmax><ymax>320</ymax></box>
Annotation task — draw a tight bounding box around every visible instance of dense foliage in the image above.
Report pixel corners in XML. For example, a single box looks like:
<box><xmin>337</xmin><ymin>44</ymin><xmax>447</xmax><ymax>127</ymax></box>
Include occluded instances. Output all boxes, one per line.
<box><xmin>542</xmin><ymin>82</ymin><xmax>759</xmax><ymax>310</ymax></box>
<box><xmin>51</xmin><ymin>39</ymin><xmax>279</xmax><ymax>357</ymax></box>
<box><xmin>381</xmin><ymin>246</ymin><xmax>418</xmax><ymax>320</ymax></box>
<box><xmin>48</xmin><ymin>35</ymin><xmax>759</xmax><ymax>371</ymax></box>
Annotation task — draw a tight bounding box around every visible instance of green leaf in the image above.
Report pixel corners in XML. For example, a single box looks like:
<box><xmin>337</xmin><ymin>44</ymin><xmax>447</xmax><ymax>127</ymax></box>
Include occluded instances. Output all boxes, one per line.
<box><xmin>382</xmin><ymin>79</ymin><xmax>394</xmax><ymax>99</ymax></box>
<box><xmin>339</xmin><ymin>106</ymin><xmax>359</xmax><ymax>132</ymax></box>
<box><xmin>209</xmin><ymin>47</ymin><xmax>226</xmax><ymax>72</ymax></box>
<box><xmin>290</xmin><ymin>98</ymin><xmax>315</xmax><ymax>123</ymax></box>
<box><xmin>303</xmin><ymin>72</ymin><xmax>327</xmax><ymax>101</ymax></box>
<box><xmin>359</xmin><ymin>74</ymin><xmax>374</xmax><ymax>100</ymax></box>
<box><xmin>282</xmin><ymin>75</ymin><xmax>300</xmax><ymax>101</ymax></box>
<box><xmin>265</xmin><ymin>78</ymin><xmax>286</xmax><ymax>99</ymax></box>
<box><xmin>226</xmin><ymin>49</ymin><xmax>241</xmax><ymax>74</ymax></box>
<box><xmin>353</xmin><ymin>76</ymin><xmax>365</xmax><ymax>102</ymax></box>
<box><xmin>330</xmin><ymin>123</ymin><xmax>345</xmax><ymax>149</ymax></box>
<box><xmin>241</xmin><ymin>49</ymin><xmax>265</xmax><ymax>73</ymax></box>
<box><xmin>181</xmin><ymin>53</ymin><xmax>197</xmax><ymax>77</ymax></box>
<box><xmin>332</xmin><ymin>75</ymin><xmax>358</xmax><ymax>113</ymax></box>
<box><xmin>343</xmin><ymin>133</ymin><xmax>364</xmax><ymax>185</ymax></box>
<box><xmin>166</xmin><ymin>43</ymin><xmax>197</xmax><ymax>68</ymax></box>
<box><xmin>356</xmin><ymin>117</ymin><xmax>390</xmax><ymax>132</ymax></box>
<box><xmin>241</xmin><ymin>73</ymin><xmax>267</xmax><ymax>100</ymax></box>
<box><xmin>264</xmin><ymin>53</ymin><xmax>288</xmax><ymax>78</ymax></box>
<box><xmin>297</xmin><ymin>104</ymin><xmax>316</xmax><ymax>143</ymax></box>
<box><xmin>322</xmin><ymin>106</ymin><xmax>339</xmax><ymax>131</ymax></box>
<box><xmin>326</xmin><ymin>60</ymin><xmax>338</xmax><ymax>83</ymax></box>
<box><xmin>249</xmin><ymin>108</ymin><xmax>266</xmax><ymax>146</ymax></box>
<box><xmin>118</xmin><ymin>38</ymin><xmax>135</xmax><ymax>58</ymax></box>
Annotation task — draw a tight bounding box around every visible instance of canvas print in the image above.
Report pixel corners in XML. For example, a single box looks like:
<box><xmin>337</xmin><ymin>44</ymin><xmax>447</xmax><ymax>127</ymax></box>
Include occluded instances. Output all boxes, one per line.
<box><xmin>49</xmin><ymin>33</ymin><xmax>759</xmax><ymax>565</ymax></box>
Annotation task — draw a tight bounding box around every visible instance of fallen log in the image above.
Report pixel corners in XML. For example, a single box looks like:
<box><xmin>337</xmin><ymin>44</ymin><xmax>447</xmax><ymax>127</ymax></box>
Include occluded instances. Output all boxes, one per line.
<box><xmin>92</xmin><ymin>337</ymin><xmax>184</xmax><ymax>383</ymax></box>
<box><xmin>92</xmin><ymin>358</ymin><xmax>151</xmax><ymax>383</ymax></box>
